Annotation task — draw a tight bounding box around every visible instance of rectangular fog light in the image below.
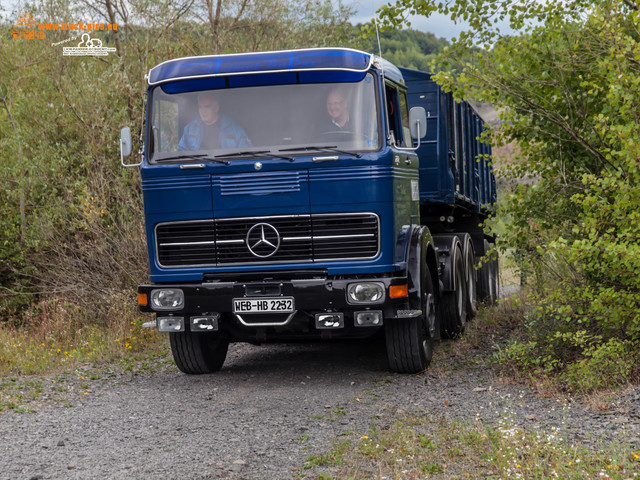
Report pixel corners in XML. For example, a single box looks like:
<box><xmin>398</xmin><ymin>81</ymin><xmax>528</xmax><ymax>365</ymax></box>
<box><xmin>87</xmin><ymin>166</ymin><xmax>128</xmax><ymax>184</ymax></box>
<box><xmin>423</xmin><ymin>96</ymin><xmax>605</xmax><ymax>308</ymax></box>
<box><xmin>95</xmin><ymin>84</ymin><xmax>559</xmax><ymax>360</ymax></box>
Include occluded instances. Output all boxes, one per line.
<box><xmin>315</xmin><ymin>313</ymin><xmax>344</xmax><ymax>329</ymax></box>
<box><xmin>157</xmin><ymin>316</ymin><xmax>185</xmax><ymax>332</ymax></box>
<box><xmin>190</xmin><ymin>315</ymin><xmax>219</xmax><ymax>332</ymax></box>
<box><xmin>354</xmin><ymin>310</ymin><xmax>383</xmax><ymax>327</ymax></box>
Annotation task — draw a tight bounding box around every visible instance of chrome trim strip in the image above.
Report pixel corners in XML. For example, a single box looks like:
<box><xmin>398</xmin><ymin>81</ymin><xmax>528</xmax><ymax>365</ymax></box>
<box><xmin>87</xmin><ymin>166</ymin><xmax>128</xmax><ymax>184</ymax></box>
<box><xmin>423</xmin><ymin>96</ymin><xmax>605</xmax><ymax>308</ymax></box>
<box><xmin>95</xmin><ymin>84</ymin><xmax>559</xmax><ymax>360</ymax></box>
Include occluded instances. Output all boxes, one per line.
<box><xmin>313</xmin><ymin>212</ymin><xmax>378</xmax><ymax>218</ymax></box>
<box><xmin>234</xmin><ymin>311</ymin><xmax>297</xmax><ymax>327</ymax></box>
<box><xmin>313</xmin><ymin>234</ymin><xmax>375</xmax><ymax>240</ymax></box>
<box><xmin>159</xmin><ymin>241</ymin><xmax>216</xmax><ymax>246</ymax></box>
<box><xmin>180</xmin><ymin>163</ymin><xmax>205</xmax><ymax>169</ymax></box>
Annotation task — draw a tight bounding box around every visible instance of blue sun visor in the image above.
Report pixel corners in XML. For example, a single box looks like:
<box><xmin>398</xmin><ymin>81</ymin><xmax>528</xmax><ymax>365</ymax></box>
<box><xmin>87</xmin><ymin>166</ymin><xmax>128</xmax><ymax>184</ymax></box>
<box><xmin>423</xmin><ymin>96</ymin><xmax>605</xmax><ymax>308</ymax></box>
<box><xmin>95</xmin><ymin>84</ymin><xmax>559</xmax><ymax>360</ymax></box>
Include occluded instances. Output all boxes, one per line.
<box><xmin>148</xmin><ymin>48</ymin><xmax>373</xmax><ymax>86</ymax></box>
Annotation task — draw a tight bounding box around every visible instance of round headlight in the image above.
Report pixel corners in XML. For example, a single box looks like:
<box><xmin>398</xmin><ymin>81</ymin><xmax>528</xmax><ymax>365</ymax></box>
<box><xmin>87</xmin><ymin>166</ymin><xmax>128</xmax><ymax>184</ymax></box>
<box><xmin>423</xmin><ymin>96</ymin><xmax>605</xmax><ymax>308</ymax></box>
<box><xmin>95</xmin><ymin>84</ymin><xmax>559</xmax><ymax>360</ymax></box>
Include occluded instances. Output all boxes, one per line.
<box><xmin>150</xmin><ymin>289</ymin><xmax>184</xmax><ymax>310</ymax></box>
<box><xmin>347</xmin><ymin>282</ymin><xmax>385</xmax><ymax>304</ymax></box>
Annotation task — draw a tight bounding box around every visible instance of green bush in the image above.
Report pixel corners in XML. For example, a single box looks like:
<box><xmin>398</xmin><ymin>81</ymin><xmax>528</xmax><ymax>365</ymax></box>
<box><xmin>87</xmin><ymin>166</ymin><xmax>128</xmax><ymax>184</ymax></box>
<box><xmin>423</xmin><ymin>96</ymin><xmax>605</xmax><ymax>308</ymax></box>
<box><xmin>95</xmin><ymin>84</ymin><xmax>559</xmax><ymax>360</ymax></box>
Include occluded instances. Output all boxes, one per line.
<box><xmin>374</xmin><ymin>0</ymin><xmax>640</xmax><ymax>391</ymax></box>
<box><xmin>562</xmin><ymin>338</ymin><xmax>636</xmax><ymax>392</ymax></box>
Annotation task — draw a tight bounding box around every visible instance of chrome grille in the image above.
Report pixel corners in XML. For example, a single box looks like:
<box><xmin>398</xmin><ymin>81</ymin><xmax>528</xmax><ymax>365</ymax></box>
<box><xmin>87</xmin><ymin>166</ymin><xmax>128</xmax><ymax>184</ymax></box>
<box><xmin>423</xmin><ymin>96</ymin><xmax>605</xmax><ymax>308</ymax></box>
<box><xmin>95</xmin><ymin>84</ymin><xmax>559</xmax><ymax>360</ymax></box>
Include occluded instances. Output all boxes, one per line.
<box><xmin>312</xmin><ymin>214</ymin><xmax>379</xmax><ymax>260</ymax></box>
<box><xmin>155</xmin><ymin>213</ymin><xmax>379</xmax><ymax>268</ymax></box>
<box><xmin>156</xmin><ymin>221</ymin><xmax>216</xmax><ymax>267</ymax></box>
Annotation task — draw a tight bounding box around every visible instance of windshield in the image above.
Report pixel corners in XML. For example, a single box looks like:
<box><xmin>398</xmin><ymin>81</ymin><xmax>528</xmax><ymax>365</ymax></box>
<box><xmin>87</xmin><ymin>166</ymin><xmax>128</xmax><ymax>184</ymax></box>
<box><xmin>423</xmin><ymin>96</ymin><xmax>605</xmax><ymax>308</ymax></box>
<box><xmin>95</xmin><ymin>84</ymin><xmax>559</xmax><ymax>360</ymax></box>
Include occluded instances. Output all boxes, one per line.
<box><xmin>149</xmin><ymin>73</ymin><xmax>380</xmax><ymax>162</ymax></box>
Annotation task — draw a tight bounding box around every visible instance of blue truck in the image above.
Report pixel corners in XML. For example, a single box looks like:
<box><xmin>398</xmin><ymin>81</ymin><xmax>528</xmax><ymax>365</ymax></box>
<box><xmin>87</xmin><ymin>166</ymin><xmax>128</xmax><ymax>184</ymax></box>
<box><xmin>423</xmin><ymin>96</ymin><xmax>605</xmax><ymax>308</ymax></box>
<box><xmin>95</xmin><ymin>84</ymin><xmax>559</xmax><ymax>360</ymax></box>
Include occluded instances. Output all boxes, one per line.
<box><xmin>120</xmin><ymin>48</ymin><xmax>498</xmax><ymax>374</ymax></box>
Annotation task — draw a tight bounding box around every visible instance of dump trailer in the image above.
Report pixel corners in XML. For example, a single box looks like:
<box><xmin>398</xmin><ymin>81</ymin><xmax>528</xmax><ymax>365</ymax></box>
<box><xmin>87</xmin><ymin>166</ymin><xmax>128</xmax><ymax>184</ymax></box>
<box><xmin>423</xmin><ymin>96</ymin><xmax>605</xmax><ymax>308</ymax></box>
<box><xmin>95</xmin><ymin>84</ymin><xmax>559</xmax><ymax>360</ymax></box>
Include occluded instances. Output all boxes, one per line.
<box><xmin>120</xmin><ymin>48</ymin><xmax>498</xmax><ymax>374</ymax></box>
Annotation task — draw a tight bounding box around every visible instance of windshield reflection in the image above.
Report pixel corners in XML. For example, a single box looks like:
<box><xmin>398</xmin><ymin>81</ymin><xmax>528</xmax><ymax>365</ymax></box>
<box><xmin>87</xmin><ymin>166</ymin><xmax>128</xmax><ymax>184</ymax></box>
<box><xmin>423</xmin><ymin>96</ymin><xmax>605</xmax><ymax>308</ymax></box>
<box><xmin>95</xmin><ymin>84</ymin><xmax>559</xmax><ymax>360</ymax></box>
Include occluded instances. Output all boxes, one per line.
<box><xmin>150</xmin><ymin>74</ymin><xmax>379</xmax><ymax>162</ymax></box>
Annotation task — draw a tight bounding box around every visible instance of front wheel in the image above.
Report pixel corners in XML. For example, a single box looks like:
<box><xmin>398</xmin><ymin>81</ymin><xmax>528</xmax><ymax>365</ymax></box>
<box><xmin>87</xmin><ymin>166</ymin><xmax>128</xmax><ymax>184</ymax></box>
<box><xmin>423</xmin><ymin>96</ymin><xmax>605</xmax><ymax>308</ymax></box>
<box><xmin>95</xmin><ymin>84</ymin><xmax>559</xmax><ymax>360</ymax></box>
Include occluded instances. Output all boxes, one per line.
<box><xmin>385</xmin><ymin>266</ymin><xmax>436</xmax><ymax>374</ymax></box>
<box><xmin>170</xmin><ymin>330</ymin><xmax>229</xmax><ymax>374</ymax></box>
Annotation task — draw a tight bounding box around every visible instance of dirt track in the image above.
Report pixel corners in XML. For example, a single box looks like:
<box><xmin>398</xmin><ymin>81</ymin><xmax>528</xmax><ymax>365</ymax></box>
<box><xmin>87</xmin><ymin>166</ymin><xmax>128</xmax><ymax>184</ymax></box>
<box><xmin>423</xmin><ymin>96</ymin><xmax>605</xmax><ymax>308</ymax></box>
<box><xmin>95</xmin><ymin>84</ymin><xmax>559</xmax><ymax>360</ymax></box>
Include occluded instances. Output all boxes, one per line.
<box><xmin>1</xmin><ymin>317</ymin><xmax>638</xmax><ymax>479</ymax></box>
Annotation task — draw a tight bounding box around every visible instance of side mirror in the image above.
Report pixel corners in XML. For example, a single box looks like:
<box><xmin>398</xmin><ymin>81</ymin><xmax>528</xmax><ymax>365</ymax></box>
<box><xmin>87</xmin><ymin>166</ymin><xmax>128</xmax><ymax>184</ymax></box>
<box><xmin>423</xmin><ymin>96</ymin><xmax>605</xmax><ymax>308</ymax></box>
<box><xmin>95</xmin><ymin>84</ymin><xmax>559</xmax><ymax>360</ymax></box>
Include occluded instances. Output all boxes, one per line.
<box><xmin>120</xmin><ymin>127</ymin><xmax>132</xmax><ymax>158</ymax></box>
<box><xmin>120</xmin><ymin>126</ymin><xmax>141</xmax><ymax>168</ymax></box>
<box><xmin>409</xmin><ymin>106</ymin><xmax>427</xmax><ymax>140</ymax></box>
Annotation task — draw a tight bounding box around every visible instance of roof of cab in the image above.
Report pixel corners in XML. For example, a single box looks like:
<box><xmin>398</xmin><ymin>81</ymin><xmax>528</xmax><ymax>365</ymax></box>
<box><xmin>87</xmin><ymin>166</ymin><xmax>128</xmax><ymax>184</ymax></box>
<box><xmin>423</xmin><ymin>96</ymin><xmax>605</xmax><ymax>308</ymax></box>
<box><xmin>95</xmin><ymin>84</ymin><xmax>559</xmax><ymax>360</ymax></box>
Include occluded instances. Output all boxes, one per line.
<box><xmin>148</xmin><ymin>48</ymin><xmax>376</xmax><ymax>86</ymax></box>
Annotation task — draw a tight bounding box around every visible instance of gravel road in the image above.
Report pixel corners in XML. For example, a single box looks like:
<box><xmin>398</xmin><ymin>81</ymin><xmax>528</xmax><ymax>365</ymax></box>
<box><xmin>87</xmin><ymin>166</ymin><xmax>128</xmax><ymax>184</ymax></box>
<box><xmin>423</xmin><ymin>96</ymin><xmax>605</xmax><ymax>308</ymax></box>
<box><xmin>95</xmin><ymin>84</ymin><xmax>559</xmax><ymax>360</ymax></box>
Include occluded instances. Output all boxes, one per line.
<box><xmin>1</xmin><ymin>321</ymin><xmax>639</xmax><ymax>479</ymax></box>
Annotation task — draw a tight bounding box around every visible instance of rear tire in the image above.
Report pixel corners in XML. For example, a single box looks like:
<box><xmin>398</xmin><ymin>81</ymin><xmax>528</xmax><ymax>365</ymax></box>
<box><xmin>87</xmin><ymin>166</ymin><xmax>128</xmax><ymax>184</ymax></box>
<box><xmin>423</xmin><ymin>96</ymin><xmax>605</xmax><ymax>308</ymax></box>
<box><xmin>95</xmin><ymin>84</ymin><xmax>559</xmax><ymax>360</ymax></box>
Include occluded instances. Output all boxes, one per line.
<box><xmin>386</xmin><ymin>265</ymin><xmax>436</xmax><ymax>374</ymax></box>
<box><xmin>490</xmin><ymin>253</ymin><xmax>500</xmax><ymax>302</ymax></box>
<box><xmin>170</xmin><ymin>330</ymin><xmax>229</xmax><ymax>374</ymax></box>
<box><xmin>440</xmin><ymin>245</ymin><xmax>467</xmax><ymax>338</ymax></box>
<box><xmin>478</xmin><ymin>240</ymin><xmax>499</xmax><ymax>305</ymax></box>
<box><xmin>464</xmin><ymin>239</ymin><xmax>478</xmax><ymax>320</ymax></box>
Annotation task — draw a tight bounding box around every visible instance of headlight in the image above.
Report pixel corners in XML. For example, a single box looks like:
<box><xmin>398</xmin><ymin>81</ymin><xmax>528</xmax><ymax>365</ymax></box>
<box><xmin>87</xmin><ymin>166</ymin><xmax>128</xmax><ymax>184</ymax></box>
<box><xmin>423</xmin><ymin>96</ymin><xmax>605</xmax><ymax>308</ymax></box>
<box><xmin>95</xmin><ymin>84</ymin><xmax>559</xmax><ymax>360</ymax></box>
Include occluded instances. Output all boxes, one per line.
<box><xmin>150</xmin><ymin>289</ymin><xmax>184</xmax><ymax>310</ymax></box>
<box><xmin>347</xmin><ymin>282</ymin><xmax>385</xmax><ymax>304</ymax></box>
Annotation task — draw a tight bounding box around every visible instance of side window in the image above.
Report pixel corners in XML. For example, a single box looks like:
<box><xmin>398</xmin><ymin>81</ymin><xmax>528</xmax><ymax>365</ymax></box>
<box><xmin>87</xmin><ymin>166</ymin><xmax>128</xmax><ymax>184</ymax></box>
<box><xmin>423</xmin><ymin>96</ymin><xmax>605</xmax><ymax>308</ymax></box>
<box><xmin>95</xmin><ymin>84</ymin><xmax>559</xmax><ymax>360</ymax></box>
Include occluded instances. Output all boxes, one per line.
<box><xmin>385</xmin><ymin>83</ymin><xmax>399</xmax><ymax>146</ymax></box>
<box><xmin>399</xmin><ymin>91</ymin><xmax>411</xmax><ymax>147</ymax></box>
<box><xmin>152</xmin><ymin>98</ymin><xmax>179</xmax><ymax>153</ymax></box>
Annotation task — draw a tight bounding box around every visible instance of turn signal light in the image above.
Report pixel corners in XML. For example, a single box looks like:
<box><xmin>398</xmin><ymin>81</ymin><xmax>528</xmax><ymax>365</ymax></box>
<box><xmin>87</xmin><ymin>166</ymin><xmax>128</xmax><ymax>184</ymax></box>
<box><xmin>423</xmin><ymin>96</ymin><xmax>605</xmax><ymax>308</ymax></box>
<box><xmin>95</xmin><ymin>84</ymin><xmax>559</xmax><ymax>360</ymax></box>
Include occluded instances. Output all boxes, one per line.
<box><xmin>389</xmin><ymin>284</ymin><xmax>408</xmax><ymax>299</ymax></box>
<box><xmin>138</xmin><ymin>293</ymin><xmax>148</xmax><ymax>306</ymax></box>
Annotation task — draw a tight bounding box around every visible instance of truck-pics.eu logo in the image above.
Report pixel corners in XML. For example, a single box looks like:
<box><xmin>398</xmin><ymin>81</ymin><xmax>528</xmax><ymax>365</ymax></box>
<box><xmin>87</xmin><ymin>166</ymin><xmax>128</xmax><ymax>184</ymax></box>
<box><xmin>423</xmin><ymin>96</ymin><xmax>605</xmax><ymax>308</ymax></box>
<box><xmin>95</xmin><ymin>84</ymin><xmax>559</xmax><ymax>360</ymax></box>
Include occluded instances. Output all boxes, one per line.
<box><xmin>12</xmin><ymin>12</ymin><xmax>44</xmax><ymax>39</ymax></box>
<box><xmin>11</xmin><ymin>11</ymin><xmax>118</xmax><ymax>52</ymax></box>
<box><xmin>63</xmin><ymin>33</ymin><xmax>116</xmax><ymax>56</ymax></box>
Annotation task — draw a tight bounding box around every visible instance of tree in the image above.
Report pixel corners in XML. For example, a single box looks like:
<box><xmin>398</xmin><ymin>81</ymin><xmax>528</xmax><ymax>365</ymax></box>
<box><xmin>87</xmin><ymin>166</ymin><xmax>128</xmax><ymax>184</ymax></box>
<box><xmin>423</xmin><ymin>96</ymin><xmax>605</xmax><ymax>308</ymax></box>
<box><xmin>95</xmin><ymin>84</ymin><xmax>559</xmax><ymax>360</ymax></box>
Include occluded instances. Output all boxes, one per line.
<box><xmin>374</xmin><ymin>0</ymin><xmax>640</xmax><ymax>391</ymax></box>
<box><xmin>0</xmin><ymin>0</ymin><xmax>359</xmax><ymax>325</ymax></box>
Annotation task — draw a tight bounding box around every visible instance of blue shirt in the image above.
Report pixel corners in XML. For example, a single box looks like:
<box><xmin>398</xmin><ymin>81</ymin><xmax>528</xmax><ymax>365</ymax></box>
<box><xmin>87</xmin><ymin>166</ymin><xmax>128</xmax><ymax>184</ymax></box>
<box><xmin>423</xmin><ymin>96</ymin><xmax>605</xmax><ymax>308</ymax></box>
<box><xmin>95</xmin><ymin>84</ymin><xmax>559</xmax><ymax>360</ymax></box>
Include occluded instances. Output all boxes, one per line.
<box><xmin>178</xmin><ymin>115</ymin><xmax>250</xmax><ymax>151</ymax></box>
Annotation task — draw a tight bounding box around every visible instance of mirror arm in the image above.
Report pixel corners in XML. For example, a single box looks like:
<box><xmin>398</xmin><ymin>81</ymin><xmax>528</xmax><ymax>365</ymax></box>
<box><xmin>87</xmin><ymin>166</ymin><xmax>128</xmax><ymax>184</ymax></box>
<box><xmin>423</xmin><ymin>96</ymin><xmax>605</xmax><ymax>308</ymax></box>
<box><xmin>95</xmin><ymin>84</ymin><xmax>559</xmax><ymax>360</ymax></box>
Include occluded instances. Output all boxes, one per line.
<box><xmin>394</xmin><ymin>119</ymin><xmax>422</xmax><ymax>153</ymax></box>
<box><xmin>121</xmin><ymin>137</ymin><xmax>141</xmax><ymax>168</ymax></box>
<box><xmin>138</xmin><ymin>121</ymin><xmax>145</xmax><ymax>163</ymax></box>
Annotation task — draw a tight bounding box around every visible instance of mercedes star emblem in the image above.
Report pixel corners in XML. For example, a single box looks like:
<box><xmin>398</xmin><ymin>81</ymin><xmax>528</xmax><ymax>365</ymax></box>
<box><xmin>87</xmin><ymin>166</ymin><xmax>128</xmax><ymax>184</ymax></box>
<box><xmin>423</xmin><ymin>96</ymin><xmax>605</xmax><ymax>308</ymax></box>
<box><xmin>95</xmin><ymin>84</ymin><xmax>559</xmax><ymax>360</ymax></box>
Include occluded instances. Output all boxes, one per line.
<box><xmin>246</xmin><ymin>223</ymin><xmax>281</xmax><ymax>258</ymax></box>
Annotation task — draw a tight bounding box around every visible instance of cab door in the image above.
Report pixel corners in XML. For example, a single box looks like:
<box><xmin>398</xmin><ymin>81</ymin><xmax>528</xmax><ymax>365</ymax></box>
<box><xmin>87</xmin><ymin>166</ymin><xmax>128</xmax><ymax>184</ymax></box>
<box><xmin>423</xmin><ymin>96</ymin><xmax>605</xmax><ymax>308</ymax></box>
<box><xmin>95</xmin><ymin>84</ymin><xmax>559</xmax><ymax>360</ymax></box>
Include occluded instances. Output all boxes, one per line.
<box><xmin>386</xmin><ymin>82</ymin><xmax>420</xmax><ymax>251</ymax></box>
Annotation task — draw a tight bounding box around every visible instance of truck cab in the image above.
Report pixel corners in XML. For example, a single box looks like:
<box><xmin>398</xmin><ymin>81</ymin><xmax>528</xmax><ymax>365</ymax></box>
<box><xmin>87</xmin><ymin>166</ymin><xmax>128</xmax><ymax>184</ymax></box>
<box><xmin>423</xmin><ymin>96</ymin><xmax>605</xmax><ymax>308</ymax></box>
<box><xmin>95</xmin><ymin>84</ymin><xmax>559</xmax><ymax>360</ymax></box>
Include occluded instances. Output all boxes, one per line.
<box><xmin>123</xmin><ymin>48</ymin><xmax>493</xmax><ymax>374</ymax></box>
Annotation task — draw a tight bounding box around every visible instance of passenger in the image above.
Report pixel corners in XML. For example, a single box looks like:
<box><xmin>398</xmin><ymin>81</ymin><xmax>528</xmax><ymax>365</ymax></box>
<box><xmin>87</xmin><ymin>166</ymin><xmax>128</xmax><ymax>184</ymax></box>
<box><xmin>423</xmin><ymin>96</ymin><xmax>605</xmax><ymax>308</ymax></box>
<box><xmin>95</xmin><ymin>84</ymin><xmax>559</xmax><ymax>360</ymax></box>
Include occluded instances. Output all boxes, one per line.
<box><xmin>178</xmin><ymin>92</ymin><xmax>250</xmax><ymax>151</ymax></box>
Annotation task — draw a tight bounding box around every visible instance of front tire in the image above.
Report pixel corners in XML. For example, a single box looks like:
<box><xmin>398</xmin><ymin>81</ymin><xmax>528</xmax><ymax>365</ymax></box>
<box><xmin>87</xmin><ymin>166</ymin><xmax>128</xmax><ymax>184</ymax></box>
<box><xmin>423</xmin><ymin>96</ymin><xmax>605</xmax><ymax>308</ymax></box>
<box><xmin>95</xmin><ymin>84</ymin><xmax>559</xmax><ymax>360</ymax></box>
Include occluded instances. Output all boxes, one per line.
<box><xmin>386</xmin><ymin>265</ymin><xmax>436</xmax><ymax>374</ymax></box>
<box><xmin>170</xmin><ymin>330</ymin><xmax>229</xmax><ymax>374</ymax></box>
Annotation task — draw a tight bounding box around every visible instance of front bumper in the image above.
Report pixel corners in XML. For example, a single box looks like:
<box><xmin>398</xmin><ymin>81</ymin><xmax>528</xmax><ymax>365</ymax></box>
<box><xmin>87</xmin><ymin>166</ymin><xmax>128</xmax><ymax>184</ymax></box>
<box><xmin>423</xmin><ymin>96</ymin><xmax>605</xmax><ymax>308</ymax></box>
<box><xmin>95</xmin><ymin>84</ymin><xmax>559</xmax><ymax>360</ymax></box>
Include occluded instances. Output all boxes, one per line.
<box><xmin>138</xmin><ymin>273</ymin><xmax>414</xmax><ymax>340</ymax></box>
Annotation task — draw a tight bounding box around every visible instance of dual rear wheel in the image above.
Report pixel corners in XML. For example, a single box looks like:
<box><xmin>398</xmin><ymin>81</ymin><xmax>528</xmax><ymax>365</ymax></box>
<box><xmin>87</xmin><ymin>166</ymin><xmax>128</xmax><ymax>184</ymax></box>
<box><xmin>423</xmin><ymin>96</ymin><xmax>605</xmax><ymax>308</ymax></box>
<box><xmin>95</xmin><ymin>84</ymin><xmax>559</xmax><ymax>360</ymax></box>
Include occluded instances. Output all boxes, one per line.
<box><xmin>478</xmin><ymin>239</ymin><xmax>499</xmax><ymax>305</ymax></box>
<box><xmin>440</xmin><ymin>244</ymin><xmax>468</xmax><ymax>338</ymax></box>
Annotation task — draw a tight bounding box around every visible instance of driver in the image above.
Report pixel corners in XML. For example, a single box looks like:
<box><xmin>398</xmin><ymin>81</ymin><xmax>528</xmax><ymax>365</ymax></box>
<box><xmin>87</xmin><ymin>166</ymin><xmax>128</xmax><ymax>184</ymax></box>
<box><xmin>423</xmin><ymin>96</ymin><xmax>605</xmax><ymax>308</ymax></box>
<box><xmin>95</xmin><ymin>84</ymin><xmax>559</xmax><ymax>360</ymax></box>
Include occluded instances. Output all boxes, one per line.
<box><xmin>178</xmin><ymin>92</ymin><xmax>250</xmax><ymax>151</ymax></box>
<box><xmin>325</xmin><ymin>88</ymin><xmax>350</xmax><ymax>131</ymax></box>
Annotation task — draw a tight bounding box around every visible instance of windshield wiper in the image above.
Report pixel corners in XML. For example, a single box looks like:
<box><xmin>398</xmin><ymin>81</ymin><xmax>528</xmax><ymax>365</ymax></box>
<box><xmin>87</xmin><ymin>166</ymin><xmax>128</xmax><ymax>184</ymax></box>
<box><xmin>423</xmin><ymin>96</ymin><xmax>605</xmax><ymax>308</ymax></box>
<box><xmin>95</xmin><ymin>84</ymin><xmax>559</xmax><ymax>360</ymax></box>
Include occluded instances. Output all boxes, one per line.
<box><xmin>278</xmin><ymin>145</ymin><xmax>361</xmax><ymax>158</ymax></box>
<box><xmin>155</xmin><ymin>153</ymin><xmax>230</xmax><ymax>165</ymax></box>
<box><xmin>214</xmin><ymin>150</ymin><xmax>295</xmax><ymax>162</ymax></box>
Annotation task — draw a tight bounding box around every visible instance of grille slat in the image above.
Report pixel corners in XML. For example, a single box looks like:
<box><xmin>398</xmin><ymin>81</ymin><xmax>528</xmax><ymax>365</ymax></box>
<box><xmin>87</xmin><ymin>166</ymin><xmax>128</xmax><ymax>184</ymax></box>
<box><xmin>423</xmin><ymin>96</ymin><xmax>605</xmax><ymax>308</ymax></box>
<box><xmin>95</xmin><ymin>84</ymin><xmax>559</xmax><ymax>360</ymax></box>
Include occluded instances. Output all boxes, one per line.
<box><xmin>156</xmin><ymin>214</ymin><xmax>379</xmax><ymax>268</ymax></box>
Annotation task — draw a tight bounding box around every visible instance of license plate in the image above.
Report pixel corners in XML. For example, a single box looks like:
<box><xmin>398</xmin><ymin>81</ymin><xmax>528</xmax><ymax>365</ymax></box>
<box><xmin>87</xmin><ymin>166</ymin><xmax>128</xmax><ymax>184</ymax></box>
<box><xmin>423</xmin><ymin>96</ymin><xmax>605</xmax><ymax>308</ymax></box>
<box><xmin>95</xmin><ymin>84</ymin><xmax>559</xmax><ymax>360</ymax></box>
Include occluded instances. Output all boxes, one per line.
<box><xmin>232</xmin><ymin>297</ymin><xmax>295</xmax><ymax>314</ymax></box>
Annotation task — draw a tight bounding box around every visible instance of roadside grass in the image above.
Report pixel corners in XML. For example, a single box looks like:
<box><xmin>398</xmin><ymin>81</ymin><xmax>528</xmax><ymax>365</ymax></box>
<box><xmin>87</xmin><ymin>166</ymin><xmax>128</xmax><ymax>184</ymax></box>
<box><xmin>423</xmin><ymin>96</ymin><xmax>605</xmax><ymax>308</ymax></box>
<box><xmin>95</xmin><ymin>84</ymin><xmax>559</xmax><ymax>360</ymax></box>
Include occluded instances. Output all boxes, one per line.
<box><xmin>0</xmin><ymin>301</ymin><xmax>168</xmax><ymax>413</ymax></box>
<box><xmin>298</xmin><ymin>413</ymin><xmax>640</xmax><ymax>480</ymax></box>
<box><xmin>0</xmin><ymin>316</ymin><xmax>166</xmax><ymax>377</ymax></box>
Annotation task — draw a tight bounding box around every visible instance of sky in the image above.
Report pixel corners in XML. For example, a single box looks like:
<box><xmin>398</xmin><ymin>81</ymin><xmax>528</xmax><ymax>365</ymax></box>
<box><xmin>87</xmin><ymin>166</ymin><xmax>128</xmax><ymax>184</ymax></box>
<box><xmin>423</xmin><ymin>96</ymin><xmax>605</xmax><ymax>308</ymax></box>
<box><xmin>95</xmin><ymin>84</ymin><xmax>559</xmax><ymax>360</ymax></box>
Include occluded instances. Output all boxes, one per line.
<box><xmin>347</xmin><ymin>0</ymin><xmax>518</xmax><ymax>41</ymax></box>
<box><xmin>347</xmin><ymin>0</ymin><xmax>472</xmax><ymax>40</ymax></box>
